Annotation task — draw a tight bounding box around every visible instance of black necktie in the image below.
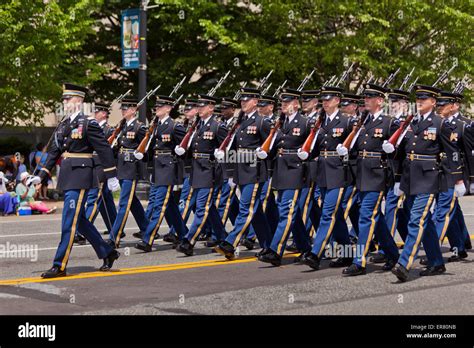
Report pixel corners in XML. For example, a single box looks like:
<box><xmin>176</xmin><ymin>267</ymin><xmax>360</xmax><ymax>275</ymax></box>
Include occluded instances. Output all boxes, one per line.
<box><xmin>412</xmin><ymin>116</ymin><xmax>420</xmax><ymax>126</ymax></box>
<box><xmin>198</xmin><ymin>120</ymin><xmax>204</xmax><ymax>129</ymax></box>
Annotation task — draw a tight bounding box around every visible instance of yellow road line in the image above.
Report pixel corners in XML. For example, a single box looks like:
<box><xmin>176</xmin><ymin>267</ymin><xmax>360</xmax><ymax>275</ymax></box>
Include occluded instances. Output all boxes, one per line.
<box><xmin>0</xmin><ymin>253</ymin><xmax>296</xmax><ymax>286</ymax></box>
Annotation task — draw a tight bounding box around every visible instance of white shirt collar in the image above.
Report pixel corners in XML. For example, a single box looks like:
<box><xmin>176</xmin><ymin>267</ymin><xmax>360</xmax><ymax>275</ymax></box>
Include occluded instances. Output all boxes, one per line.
<box><xmin>69</xmin><ymin>110</ymin><xmax>81</xmax><ymax>122</ymax></box>
<box><xmin>158</xmin><ymin>115</ymin><xmax>170</xmax><ymax>124</ymax></box>
<box><xmin>98</xmin><ymin>120</ymin><xmax>107</xmax><ymax>127</ymax></box>
<box><xmin>127</xmin><ymin>116</ymin><xmax>137</xmax><ymax>127</ymax></box>
<box><xmin>226</xmin><ymin>117</ymin><xmax>234</xmax><ymax>126</ymax></box>
<box><xmin>327</xmin><ymin>109</ymin><xmax>339</xmax><ymax>122</ymax></box>
<box><xmin>287</xmin><ymin>111</ymin><xmax>298</xmax><ymax>123</ymax></box>
<box><xmin>452</xmin><ymin>112</ymin><xmax>459</xmax><ymax>119</ymax></box>
<box><xmin>246</xmin><ymin>110</ymin><xmax>257</xmax><ymax>118</ymax></box>
<box><xmin>307</xmin><ymin>110</ymin><xmax>318</xmax><ymax>119</ymax></box>
<box><xmin>201</xmin><ymin>115</ymin><xmax>212</xmax><ymax>125</ymax></box>
<box><xmin>370</xmin><ymin>109</ymin><xmax>383</xmax><ymax>120</ymax></box>
<box><xmin>394</xmin><ymin>111</ymin><xmax>404</xmax><ymax>119</ymax></box>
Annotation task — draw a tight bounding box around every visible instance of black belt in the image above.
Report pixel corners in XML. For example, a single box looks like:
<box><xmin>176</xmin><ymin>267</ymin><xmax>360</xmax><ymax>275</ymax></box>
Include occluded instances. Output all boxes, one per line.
<box><xmin>193</xmin><ymin>153</ymin><xmax>211</xmax><ymax>159</ymax></box>
<box><xmin>154</xmin><ymin>150</ymin><xmax>172</xmax><ymax>156</ymax></box>
<box><xmin>320</xmin><ymin>150</ymin><xmax>339</xmax><ymax>158</ymax></box>
<box><xmin>407</xmin><ymin>153</ymin><xmax>437</xmax><ymax>161</ymax></box>
<box><xmin>119</xmin><ymin>147</ymin><xmax>135</xmax><ymax>154</ymax></box>
<box><xmin>278</xmin><ymin>149</ymin><xmax>299</xmax><ymax>155</ymax></box>
<box><xmin>358</xmin><ymin>150</ymin><xmax>382</xmax><ymax>158</ymax></box>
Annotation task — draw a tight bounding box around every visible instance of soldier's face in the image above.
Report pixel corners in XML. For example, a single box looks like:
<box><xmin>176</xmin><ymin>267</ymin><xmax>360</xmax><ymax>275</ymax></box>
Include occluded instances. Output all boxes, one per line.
<box><xmin>302</xmin><ymin>99</ymin><xmax>317</xmax><ymax>113</ymax></box>
<box><xmin>221</xmin><ymin>107</ymin><xmax>235</xmax><ymax>119</ymax></box>
<box><xmin>389</xmin><ymin>100</ymin><xmax>407</xmax><ymax>117</ymax></box>
<box><xmin>155</xmin><ymin>105</ymin><xmax>171</xmax><ymax>118</ymax></box>
<box><xmin>281</xmin><ymin>99</ymin><xmax>299</xmax><ymax>114</ymax></box>
<box><xmin>94</xmin><ymin>111</ymin><xmax>108</xmax><ymax>122</ymax></box>
<box><xmin>241</xmin><ymin>98</ymin><xmax>258</xmax><ymax>114</ymax></box>
<box><xmin>257</xmin><ymin>104</ymin><xmax>274</xmax><ymax>116</ymax></box>
<box><xmin>452</xmin><ymin>103</ymin><xmax>460</xmax><ymax>113</ymax></box>
<box><xmin>341</xmin><ymin>103</ymin><xmax>357</xmax><ymax>115</ymax></box>
<box><xmin>322</xmin><ymin>97</ymin><xmax>339</xmax><ymax>112</ymax></box>
<box><xmin>63</xmin><ymin>96</ymin><xmax>83</xmax><ymax>114</ymax></box>
<box><xmin>199</xmin><ymin>104</ymin><xmax>214</xmax><ymax>118</ymax></box>
<box><xmin>416</xmin><ymin>97</ymin><xmax>436</xmax><ymax>114</ymax></box>
<box><xmin>184</xmin><ymin>108</ymin><xmax>198</xmax><ymax>119</ymax></box>
<box><xmin>364</xmin><ymin>96</ymin><xmax>383</xmax><ymax>113</ymax></box>
<box><xmin>436</xmin><ymin>104</ymin><xmax>452</xmax><ymax>117</ymax></box>
<box><xmin>122</xmin><ymin>107</ymin><xmax>137</xmax><ymax>119</ymax></box>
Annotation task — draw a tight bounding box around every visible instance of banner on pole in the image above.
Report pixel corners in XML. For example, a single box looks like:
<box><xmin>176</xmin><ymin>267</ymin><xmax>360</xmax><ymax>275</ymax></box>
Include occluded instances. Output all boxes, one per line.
<box><xmin>121</xmin><ymin>8</ymin><xmax>140</xmax><ymax>69</ymax></box>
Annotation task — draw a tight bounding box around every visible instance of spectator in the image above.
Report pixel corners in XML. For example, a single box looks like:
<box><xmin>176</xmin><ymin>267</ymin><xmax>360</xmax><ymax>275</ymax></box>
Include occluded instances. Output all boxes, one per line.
<box><xmin>15</xmin><ymin>154</ymin><xmax>27</xmax><ymax>183</ymax></box>
<box><xmin>15</xmin><ymin>172</ymin><xmax>56</xmax><ymax>214</ymax></box>
<box><xmin>0</xmin><ymin>171</ymin><xmax>17</xmax><ymax>215</ymax></box>
<box><xmin>33</xmin><ymin>143</ymin><xmax>50</xmax><ymax>200</ymax></box>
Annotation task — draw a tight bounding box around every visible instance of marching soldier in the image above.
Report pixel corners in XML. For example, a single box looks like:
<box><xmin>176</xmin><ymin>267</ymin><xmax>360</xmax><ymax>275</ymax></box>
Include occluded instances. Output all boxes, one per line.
<box><xmin>214</xmin><ymin>88</ymin><xmax>273</xmax><ymax>259</ymax></box>
<box><xmin>83</xmin><ymin>102</ymin><xmax>118</xmax><ymax>237</ymax></box>
<box><xmin>108</xmin><ymin>97</ymin><xmax>150</xmax><ymax>248</ymax></box>
<box><xmin>256</xmin><ymin>88</ymin><xmax>312</xmax><ymax>266</ymax></box>
<box><xmin>39</xmin><ymin>83</ymin><xmax>121</xmax><ymax>278</ymax></box>
<box><xmin>382</xmin><ymin>85</ymin><xmax>453</xmax><ymax>281</ymax></box>
<box><xmin>134</xmin><ymin>95</ymin><xmax>188</xmax><ymax>252</ymax></box>
<box><xmin>162</xmin><ymin>98</ymin><xmax>199</xmax><ymax>245</ymax></box>
<box><xmin>336</xmin><ymin>84</ymin><xmax>400</xmax><ymax>275</ymax></box>
<box><xmin>300</xmin><ymin>86</ymin><xmax>354</xmax><ymax>270</ymax></box>
<box><xmin>175</xmin><ymin>94</ymin><xmax>228</xmax><ymax>256</ymax></box>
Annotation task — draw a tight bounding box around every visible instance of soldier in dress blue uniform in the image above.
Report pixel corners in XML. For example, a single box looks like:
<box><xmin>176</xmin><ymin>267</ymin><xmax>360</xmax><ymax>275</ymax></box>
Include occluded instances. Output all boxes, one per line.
<box><xmin>214</xmin><ymin>88</ymin><xmax>273</xmax><ymax>259</ymax></box>
<box><xmin>39</xmin><ymin>84</ymin><xmax>121</xmax><ymax>278</ymax></box>
<box><xmin>300</xmin><ymin>86</ymin><xmax>354</xmax><ymax>270</ymax></box>
<box><xmin>162</xmin><ymin>98</ymin><xmax>199</xmax><ymax>246</ymax></box>
<box><xmin>339</xmin><ymin>93</ymin><xmax>362</xmax><ymax>243</ymax></box>
<box><xmin>108</xmin><ymin>98</ymin><xmax>150</xmax><ymax>248</ymax></box>
<box><xmin>134</xmin><ymin>95</ymin><xmax>188</xmax><ymax>252</ymax></box>
<box><xmin>337</xmin><ymin>84</ymin><xmax>400</xmax><ymax>275</ymax></box>
<box><xmin>256</xmin><ymin>88</ymin><xmax>313</xmax><ymax>266</ymax></box>
<box><xmin>215</xmin><ymin>97</ymin><xmax>240</xmax><ymax>228</ymax></box>
<box><xmin>83</xmin><ymin>102</ymin><xmax>118</xmax><ymax>239</ymax></box>
<box><xmin>383</xmin><ymin>85</ymin><xmax>455</xmax><ymax>281</ymax></box>
<box><xmin>422</xmin><ymin>91</ymin><xmax>468</xmax><ymax>262</ymax></box>
<box><xmin>174</xmin><ymin>94</ymin><xmax>228</xmax><ymax>256</ymax></box>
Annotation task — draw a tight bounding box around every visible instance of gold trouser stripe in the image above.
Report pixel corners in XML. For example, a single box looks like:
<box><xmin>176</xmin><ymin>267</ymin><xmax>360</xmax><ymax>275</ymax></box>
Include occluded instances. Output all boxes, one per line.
<box><xmin>232</xmin><ymin>184</ymin><xmax>259</xmax><ymax>248</ymax></box>
<box><xmin>262</xmin><ymin>178</ymin><xmax>273</xmax><ymax>212</ymax></box>
<box><xmin>221</xmin><ymin>186</ymin><xmax>236</xmax><ymax>224</ymax></box>
<box><xmin>316</xmin><ymin>188</ymin><xmax>344</xmax><ymax>258</ymax></box>
<box><xmin>103</xmin><ymin>166</ymin><xmax>116</xmax><ymax>172</ymax></box>
<box><xmin>276</xmin><ymin>190</ymin><xmax>299</xmax><ymax>255</ymax></box>
<box><xmin>190</xmin><ymin>188</ymin><xmax>214</xmax><ymax>245</ymax></box>
<box><xmin>406</xmin><ymin>194</ymin><xmax>434</xmax><ymax>270</ymax></box>
<box><xmin>302</xmin><ymin>183</ymin><xmax>314</xmax><ymax>225</ymax></box>
<box><xmin>60</xmin><ymin>189</ymin><xmax>85</xmax><ymax>271</ymax></box>
<box><xmin>344</xmin><ymin>187</ymin><xmax>357</xmax><ymax>220</ymax></box>
<box><xmin>148</xmin><ymin>186</ymin><xmax>172</xmax><ymax>245</ymax></box>
<box><xmin>439</xmin><ymin>193</ymin><xmax>457</xmax><ymax>242</ymax></box>
<box><xmin>389</xmin><ymin>195</ymin><xmax>404</xmax><ymax>237</ymax></box>
<box><xmin>361</xmin><ymin>191</ymin><xmax>384</xmax><ymax>268</ymax></box>
<box><xmin>310</xmin><ymin>226</ymin><xmax>315</xmax><ymax>238</ymax></box>
<box><xmin>181</xmin><ymin>187</ymin><xmax>194</xmax><ymax>220</ymax></box>
<box><xmin>215</xmin><ymin>188</ymin><xmax>222</xmax><ymax>209</ymax></box>
<box><xmin>88</xmin><ymin>183</ymin><xmax>104</xmax><ymax>223</ymax></box>
<box><xmin>317</xmin><ymin>196</ymin><xmax>322</xmax><ymax>208</ymax></box>
<box><xmin>116</xmin><ymin>180</ymin><xmax>136</xmax><ymax>246</ymax></box>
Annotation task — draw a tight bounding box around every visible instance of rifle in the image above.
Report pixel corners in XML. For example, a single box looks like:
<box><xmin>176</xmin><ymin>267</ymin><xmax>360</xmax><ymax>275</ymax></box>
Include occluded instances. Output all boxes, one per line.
<box><xmin>297</xmin><ymin>69</ymin><xmax>316</xmax><ymax>91</ymax></box>
<box><xmin>407</xmin><ymin>76</ymin><xmax>419</xmax><ymax>93</ymax></box>
<box><xmin>356</xmin><ymin>74</ymin><xmax>374</xmax><ymax>94</ymax></box>
<box><xmin>218</xmin><ymin>111</ymin><xmax>245</xmax><ymax>152</ymax></box>
<box><xmin>399</xmin><ymin>68</ymin><xmax>415</xmax><ymax>90</ymax></box>
<box><xmin>272</xmin><ymin>80</ymin><xmax>287</xmax><ymax>97</ymax></box>
<box><xmin>258</xmin><ymin>70</ymin><xmax>274</xmax><ymax>89</ymax></box>
<box><xmin>335</xmin><ymin>62</ymin><xmax>355</xmax><ymax>88</ymax></box>
<box><xmin>208</xmin><ymin>70</ymin><xmax>231</xmax><ymax>96</ymax></box>
<box><xmin>108</xmin><ymin>84</ymin><xmax>162</xmax><ymax>146</ymax></box>
<box><xmin>381</xmin><ymin>68</ymin><xmax>401</xmax><ymax>88</ymax></box>
<box><xmin>234</xmin><ymin>82</ymin><xmax>248</xmax><ymax>100</ymax></box>
<box><xmin>432</xmin><ymin>61</ymin><xmax>458</xmax><ymax>87</ymax></box>
<box><xmin>261</xmin><ymin>82</ymin><xmax>273</xmax><ymax>96</ymax></box>
<box><xmin>301</xmin><ymin>109</ymin><xmax>326</xmax><ymax>153</ymax></box>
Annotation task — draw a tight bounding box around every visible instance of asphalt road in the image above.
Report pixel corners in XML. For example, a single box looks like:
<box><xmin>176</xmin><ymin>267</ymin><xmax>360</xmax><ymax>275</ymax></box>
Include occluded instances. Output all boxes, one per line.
<box><xmin>0</xmin><ymin>196</ymin><xmax>473</xmax><ymax>315</ymax></box>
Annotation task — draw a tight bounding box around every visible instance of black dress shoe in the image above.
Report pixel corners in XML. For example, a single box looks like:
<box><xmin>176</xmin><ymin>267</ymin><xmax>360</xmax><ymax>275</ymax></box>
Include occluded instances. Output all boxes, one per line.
<box><xmin>382</xmin><ymin>258</ymin><xmax>397</xmax><ymax>271</ymax></box>
<box><xmin>349</xmin><ymin>236</ymin><xmax>358</xmax><ymax>245</ymax></box>
<box><xmin>286</xmin><ymin>242</ymin><xmax>298</xmax><ymax>252</ymax></box>
<box><xmin>465</xmin><ymin>238</ymin><xmax>472</xmax><ymax>250</ymax></box>
<box><xmin>255</xmin><ymin>248</ymin><xmax>271</xmax><ymax>258</ymax></box>
<box><xmin>329</xmin><ymin>257</ymin><xmax>353</xmax><ymax>268</ymax></box>
<box><xmin>74</xmin><ymin>234</ymin><xmax>87</xmax><ymax>245</ymax></box>
<box><xmin>293</xmin><ymin>251</ymin><xmax>311</xmax><ymax>264</ymax></box>
<box><xmin>100</xmin><ymin>249</ymin><xmax>120</xmax><ymax>271</ymax></box>
<box><xmin>258</xmin><ymin>249</ymin><xmax>282</xmax><ymax>266</ymax></box>
<box><xmin>391</xmin><ymin>264</ymin><xmax>409</xmax><ymax>282</ymax></box>
<box><xmin>241</xmin><ymin>238</ymin><xmax>255</xmax><ymax>250</ymax></box>
<box><xmin>447</xmin><ymin>250</ymin><xmax>468</xmax><ymax>262</ymax></box>
<box><xmin>106</xmin><ymin>239</ymin><xmax>117</xmax><ymax>248</ymax></box>
<box><xmin>163</xmin><ymin>233</ymin><xmax>179</xmax><ymax>244</ymax></box>
<box><xmin>369</xmin><ymin>241</ymin><xmax>377</xmax><ymax>252</ymax></box>
<box><xmin>419</xmin><ymin>264</ymin><xmax>446</xmax><ymax>276</ymax></box>
<box><xmin>176</xmin><ymin>240</ymin><xmax>194</xmax><ymax>256</ymax></box>
<box><xmin>134</xmin><ymin>241</ymin><xmax>152</xmax><ymax>252</ymax></box>
<box><xmin>214</xmin><ymin>242</ymin><xmax>235</xmax><ymax>260</ymax></box>
<box><xmin>419</xmin><ymin>256</ymin><xmax>428</xmax><ymax>266</ymax></box>
<box><xmin>369</xmin><ymin>253</ymin><xmax>387</xmax><ymax>264</ymax></box>
<box><xmin>303</xmin><ymin>252</ymin><xmax>320</xmax><ymax>270</ymax></box>
<box><xmin>204</xmin><ymin>239</ymin><xmax>219</xmax><ymax>248</ymax></box>
<box><xmin>132</xmin><ymin>231</ymin><xmax>143</xmax><ymax>239</ymax></box>
<box><xmin>342</xmin><ymin>264</ymin><xmax>366</xmax><ymax>276</ymax></box>
<box><xmin>41</xmin><ymin>266</ymin><xmax>66</xmax><ymax>279</ymax></box>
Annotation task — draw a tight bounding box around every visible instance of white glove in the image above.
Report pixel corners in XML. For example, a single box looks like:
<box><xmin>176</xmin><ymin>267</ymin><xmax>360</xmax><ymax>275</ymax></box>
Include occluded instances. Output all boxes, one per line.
<box><xmin>228</xmin><ymin>177</ymin><xmax>236</xmax><ymax>188</ymax></box>
<box><xmin>26</xmin><ymin>176</ymin><xmax>41</xmax><ymax>187</ymax></box>
<box><xmin>107</xmin><ymin>177</ymin><xmax>120</xmax><ymax>192</ymax></box>
<box><xmin>470</xmin><ymin>183</ymin><xmax>474</xmax><ymax>195</ymax></box>
<box><xmin>393</xmin><ymin>182</ymin><xmax>403</xmax><ymax>197</ymax></box>
<box><xmin>214</xmin><ymin>149</ymin><xmax>225</xmax><ymax>160</ymax></box>
<box><xmin>174</xmin><ymin>145</ymin><xmax>185</xmax><ymax>156</ymax></box>
<box><xmin>454</xmin><ymin>182</ymin><xmax>466</xmax><ymax>197</ymax></box>
<box><xmin>134</xmin><ymin>151</ymin><xmax>144</xmax><ymax>160</ymax></box>
<box><xmin>255</xmin><ymin>147</ymin><xmax>268</xmax><ymax>160</ymax></box>
<box><xmin>297</xmin><ymin>148</ymin><xmax>309</xmax><ymax>160</ymax></box>
<box><xmin>0</xmin><ymin>171</ymin><xmax>7</xmax><ymax>183</ymax></box>
<box><xmin>382</xmin><ymin>140</ymin><xmax>395</xmax><ymax>154</ymax></box>
<box><xmin>336</xmin><ymin>144</ymin><xmax>348</xmax><ymax>156</ymax></box>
